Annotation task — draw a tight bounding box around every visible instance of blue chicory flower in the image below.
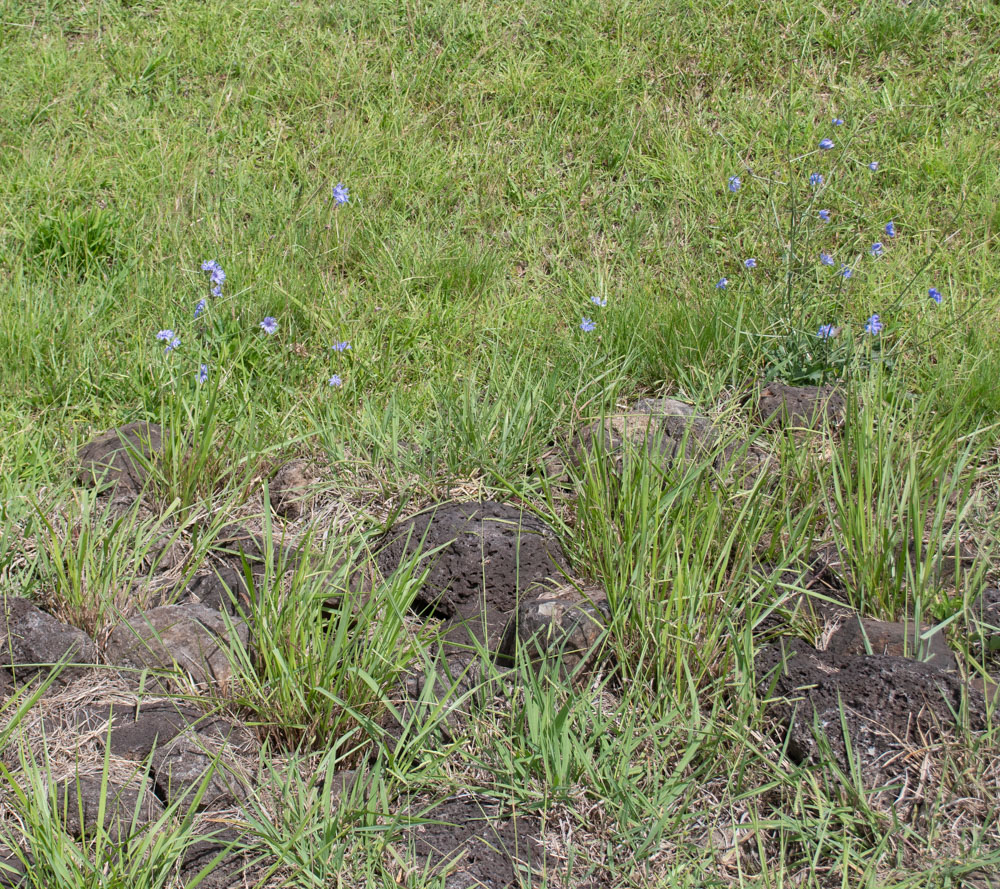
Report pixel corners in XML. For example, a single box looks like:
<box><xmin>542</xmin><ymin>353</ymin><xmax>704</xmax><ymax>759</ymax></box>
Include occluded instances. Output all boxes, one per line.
<box><xmin>331</xmin><ymin>341</ymin><xmax>351</xmax><ymax>351</ymax></box>
<box><xmin>260</xmin><ymin>317</ymin><xmax>278</xmax><ymax>335</ymax></box>
<box><xmin>929</xmin><ymin>287</ymin><xmax>943</xmax><ymax>304</ymax></box>
<box><xmin>329</xmin><ymin>373</ymin><xmax>343</xmax><ymax>388</ymax></box>
<box><xmin>197</xmin><ymin>364</ymin><xmax>208</xmax><ymax>384</ymax></box>
<box><xmin>832</xmin><ymin>118</ymin><xmax>844</xmax><ymax>126</ymax></box>
<box><xmin>211</xmin><ymin>285</ymin><xmax>222</xmax><ymax>297</ymax></box>
<box><xmin>194</xmin><ymin>299</ymin><xmax>207</xmax><ymax>318</ymax></box>
<box><xmin>820</xmin><ymin>252</ymin><xmax>834</xmax><ymax>267</ymax></box>
<box><xmin>885</xmin><ymin>221</ymin><xmax>896</xmax><ymax>238</ymax></box>
<box><xmin>818</xmin><ymin>209</ymin><xmax>831</xmax><ymax>222</ymax></box>
<box><xmin>870</xmin><ymin>242</ymin><xmax>884</xmax><ymax>257</ymax></box>
<box><xmin>715</xmin><ymin>277</ymin><xmax>728</xmax><ymax>289</ymax></box>
<box><xmin>201</xmin><ymin>260</ymin><xmax>220</xmax><ymax>273</ymax></box>
<box><xmin>810</xmin><ymin>173</ymin><xmax>823</xmax><ymax>187</ymax></box>
<box><xmin>728</xmin><ymin>176</ymin><xmax>741</xmax><ymax>192</ymax></box>
<box><xmin>591</xmin><ymin>296</ymin><xmax>607</xmax><ymax>307</ymax></box>
<box><xmin>819</xmin><ymin>138</ymin><xmax>834</xmax><ymax>150</ymax></box>
<box><xmin>744</xmin><ymin>258</ymin><xmax>757</xmax><ymax>269</ymax></box>
<box><xmin>868</xmin><ymin>161</ymin><xmax>879</xmax><ymax>172</ymax></box>
<box><xmin>580</xmin><ymin>317</ymin><xmax>597</xmax><ymax>332</ymax></box>
<box><xmin>164</xmin><ymin>337</ymin><xmax>181</xmax><ymax>354</ymax></box>
<box><xmin>817</xmin><ymin>324</ymin><xmax>837</xmax><ymax>339</ymax></box>
<box><xmin>841</xmin><ymin>266</ymin><xmax>853</xmax><ymax>279</ymax></box>
<box><xmin>332</xmin><ymin>183</ymin><xmax>350</xmax><ymax>204</ymax></box>
<box><xmin>865</xmin><ymin>314</ymin><xmax>882</xmax><ymax>335</ymax></box>
<box><xmin>156</xmin><ymin>329</ymin><xmax>175</xmax><ymax>342</ymax></box>
<box><xmin>210</xmin><ymin>268</ymin><xmax>225</xmax><ymax>286</ymax></box>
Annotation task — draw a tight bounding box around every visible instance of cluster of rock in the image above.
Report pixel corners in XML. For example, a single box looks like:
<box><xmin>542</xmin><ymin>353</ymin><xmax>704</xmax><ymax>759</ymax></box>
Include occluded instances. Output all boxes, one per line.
<box><xmin>2</xmin><ymin>383</ymin><xmax>996</xmax><ymax>886</ymax></box>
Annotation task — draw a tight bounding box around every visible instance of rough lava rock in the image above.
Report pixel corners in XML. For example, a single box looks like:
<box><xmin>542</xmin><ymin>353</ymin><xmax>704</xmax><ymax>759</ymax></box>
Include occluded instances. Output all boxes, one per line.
<box><xmin>825</xmin><ymin>616</ymin><xmax>955</xmax><ymax>668</ymax></box>
<box><xmin>211</xmin><ymin>522</ymin><xmax>300</xmax><ymax>580</ymax></box>
<box><xmin>54</xmin><ymin>775</ymin><xmax>165</xmax><ymax>844</ymax></box>
<box><xmin>268</xmin><ymin>459</ymin><xmax>316</xmax><ymax>519</ymax></box>
<box><xmin>756</xmin><ymin>639</ymin><xmax>985</xmax><ymax>783</ymax></box>
<box><xmin>0</xmin><ymin>596</ymin><xmax>97</xmax><ymax>687</ymax></box>
<box><xmin>497</xmin><ymin>584</ymin><xmax>610</xmax><ymax>676</ymax></box>
<box><xmin>76</xmin><ymin>422</ymin><xmax>165</xmax><ymax>494</ymax></box>
<box><xmin>971</xmin><ymin>587</ymin><xmax>1000</xmax><ymax>651</ymax></box>
<box><xmin>570</xmin><ymin>397</ymin><xmax>770</xmax><ymax>486</ymax></box>
<box><xmin>377</xmin><ymin>501</ymin><xmax>568</xmax><ymax>654</ymax></box>
<box><xmin>104</xmin><ymin>604</ymin><xmax>249</xmax><ymax>692</ymax></box>
<box><xmin>756</xmin><ymin>381</ymin><xmax>846</xmax><ymax>431</ymax></box>
<box><xmin>179</xmin><ymin>567</ymin><xmax>252</xmax><ymax>616</ymax></box>
<box><xmin>397</xmin><ymin>795</ymin><xmax>543</xmax><ymax>889</ymax></box>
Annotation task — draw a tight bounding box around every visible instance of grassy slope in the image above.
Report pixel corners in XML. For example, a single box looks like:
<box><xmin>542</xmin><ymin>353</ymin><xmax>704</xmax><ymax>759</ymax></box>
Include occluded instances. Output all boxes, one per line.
<box><xmin>2</xmin><ymin>1</ymin><xmax>1000</xmax><ymax>886</ymax></box>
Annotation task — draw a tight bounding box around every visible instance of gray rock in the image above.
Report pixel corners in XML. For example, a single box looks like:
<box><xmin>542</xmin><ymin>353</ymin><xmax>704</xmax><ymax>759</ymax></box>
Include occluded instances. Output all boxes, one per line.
<box><xmin>76</xmin><ymin>422</ymin><xmax>165</xmax><ymax>493</ymax></box>
<box><xmin>756</xmin><ymin>381</ymin><xmax>846</xmax><ymax>431</ymax></box>
<box><xmin>756</xmin><ymin>639</ymin><xmax>985</xmax><ymax>784</ymax></box>
<box><xmin>0</xmin><ymin>596</ymin><xmax>97</xmax><ymax>686</ymax></box>
<box><xmin>104</xmin><ymin>604</ymin><xmax>249</xmax><ymax>692</ymax></box>
<box><xmin>497</xmin><ymin>584</ymin><xmax>610</xmax><ymax>677</ymax></box>
<box><xmin>0</xmin><ymin>847</ymin><xmax>28</xmax><ymax>888</ymax></box>
<box><xmin>105</xmin><ymin>701</ymin><xmax>249</xmax><ymax>760</ymax></box>
<box><xmin>54</xmin><ymin>775</ymin><xmax>164</xmax><ymax>844</ymax></box>
<box><xmin>180</xmin><ymin>827</ymin><xmax>246</xmax><ymax>889</ymax></box>
<box><xmin>377</xmin><ymin>501</ymin><xmax>568</xmax><ymax>654</ymax></box>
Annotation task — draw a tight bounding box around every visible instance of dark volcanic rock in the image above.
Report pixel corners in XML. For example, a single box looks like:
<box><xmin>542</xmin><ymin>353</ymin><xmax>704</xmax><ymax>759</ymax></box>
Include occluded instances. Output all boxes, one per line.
<box><xmin>76</xmin><ymin>422</ymin><xmax>165</xmax><ymax>493</ymax></box>
<box><xmin>398</xmin><ymin>796</ymin><xmax>543</xmax><ymax>889</ymax></box>
<box><xmin>497</xmin><ymin>584</ymin><xmax>610</xmax><ymax>676</ymax></box>
<box><xmin>180</xmin><ymin>828</ymin><xmax>246</xmax><ymax>889</ymax></box>
<box><xmin>180</xmin><ymin>567</ymin><xmax>251</xmax><ymax>616</ymax></box>
<box><xmin>756</xmin><ymin>382</ymin><xmax>846</xmax><ymax>431</ymax></box>
<box><xmin>825</xmin><ymin>616</ymin><xmax>955</xmax><ymax>668</ymax></box>
<box><xmin>756</xmin><ymin>640</ymin><xmax>984</xmax><ymax>783</ymax></box>
<box><xmin>104</xmin><ymin>604</ymin><xmax>249</xmax><ymax>692</ymax></box>
<box><xmin>0</xmin><ymin>847</ymin><xmax>28</xmax><ymax>888</ymax></box>
<box><xmin>54</xmin><ymin>775</ymin><xmax>164</xmax><ymax>843</ymax></box>
<box><xmin>0</xmin><ymin>596</ymin><xmax>97</xmax><ymax>686</ymax></box>
<box><xmin>971</xmin><ymin>587</ymin><xmax>1000</xmax><ymax>650</ymax></box>
<box><xmin>106</xmin><ymin>701</ymin><xmax>249</xmax><ymax>760</ymax></box>
<box><xmin>211</xmin><ymin>522</ymin><xmax>299</xmax><ymax>579</ymax></box>
<box><xmin>151</xmin><ymin>733</ymin><xmax>249</xmax><ymax>811</ymax></box>
<box><xmin>377</xmin><ymin>502</ymin><xmax>568</xmax><ymax>653</ymax></box>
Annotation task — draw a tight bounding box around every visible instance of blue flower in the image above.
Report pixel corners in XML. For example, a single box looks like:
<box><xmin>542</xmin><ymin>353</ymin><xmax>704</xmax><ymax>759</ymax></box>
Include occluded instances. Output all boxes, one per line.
<box><xmin>841</xmin><ymin>266</ymin><xmax>853</xmax><ymax>279</ymax></box>
<box><xmin>210</xmin><ymin>268</ymin><xmax>225</xmax><ymax>286</ymax></box>
<box><xmin>164</xmin><ymin>337</ymin><xmax>181</xmax><ymax>354</ymax></box>
<box><xmin>870</xmin><ymin>242</ymin><xmax>884</xmax><ymax>258</ymax></box>
<box><xmin>820</xmin><ymin>252</ymin><xmax>834</xmax><ymax>267</ymax></box>
<box><xmin>744</xmin><ymin>258</ymin><xmax>757</xmax><ymax>269</ymax></box>
<box><xmin>260</xmin><ymin>317</ymin><xmax>278</xmax><ymax>335</ymax></box>
<box><xmin>809</xmin><ymin>173</ymin><xmax>823</xmax><ymax>187</ymax></box>
<box><xmin>832</xmin><ymin>118</ymin><xmax>844</xmax><ymax>126</ymax></box>
<box><xmin>885</xmin><ymin>221</ymin><xmax>896</xmax><ymax>238</ymax></box>
<box><xmin>591</xmin><ymin>296</ymin><xmax>607</xmax><ymax>307</ymax></box>
<box><xmin>728</xmin><ymin>176</ymin><xmax>741</xmax><ymax>192</ymax></box>
<box><xmin>580</xmin><ymin>317</ymin><xmax>597</xmax><ymax>332</ymax></box>
<box><xmin>197</xmin><ymin>364</ymin><xmax>208</xmax><ymax>384</ymax></box>
<box><xmin>194</xmin><ymin>299</ymin><xmax>207</xmax><ymax>318</ymax></box>
<box><xmin>929</xmin><ymin>287</ymin><xmax>943</xmax><ymax>304</ymax></box>
<box><xmin>817</xmin><ymin>324</ymin><xmax>837</xmax><ymax>339</ymax></box>
<box><xmin>818</xmin><ymin>209</ymin><xmax>831</xmax><ymax>222</ymax></box>
<box><xmin>331</xmin><ymin>341</ymin><xmax>351</xmax><ymax>351</ymax></box>
<box><xmin>865</xmin><ymin>314</ymin><xmax>882</xmax><ymax>335</ymax></box>
<box><xmin>329</xmin><ymin>373</ymin><xmax>343</xmax><ymax>388</ymax></box>
<box><xmin>156</xmin><ymin>329</ymin><xmax>175</xmax><ymax>342</ymax></box>
<box><xmin>332</xmin><ymin>183</ymin><xmax>350</xmax><ymax>204</ymax></box>
<box><xmin>201</xmin><ymin>260</ymin><xmax>220</xmax><ymax>273</ymax></box>
<box><xmin>819</xmin><ymin>138</ymin><xmax>834</xmax><ymax>150</ymax></box>
<box><xmin>715</xmin><ymin>277</ymin><xmax>728</xmax><ymax>289</ymax></box>
<box><xmin>211</xmin><ymin>285</ymin><xmax>222</xmax><ymax>297</ymax></box>
<box><xmin>868</xmin><ymin>161</ymin><xmax>879</xmax><ymax>172</ymax></box>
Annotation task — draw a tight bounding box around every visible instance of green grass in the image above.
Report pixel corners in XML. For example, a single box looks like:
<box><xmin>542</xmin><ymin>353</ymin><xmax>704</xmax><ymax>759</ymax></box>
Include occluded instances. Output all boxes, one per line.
<box><xmin>3</xmin><ymin>0</ymin><xmax>1000</xmax><ymax>885</ymax></box>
